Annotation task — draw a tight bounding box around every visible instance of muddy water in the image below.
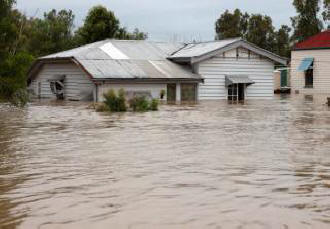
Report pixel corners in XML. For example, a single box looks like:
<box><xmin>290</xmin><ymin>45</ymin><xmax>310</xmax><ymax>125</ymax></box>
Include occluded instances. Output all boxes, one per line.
<box><xmin>0</xmin><ymin>95</ymin><xmax>330</xmax><ymax>229</ymax></box>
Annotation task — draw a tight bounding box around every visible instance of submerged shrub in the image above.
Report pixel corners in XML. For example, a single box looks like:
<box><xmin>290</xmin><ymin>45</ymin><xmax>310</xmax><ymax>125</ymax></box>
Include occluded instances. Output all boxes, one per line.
<box><xmin>150</xmin><ymin>99</ymin><xmax>159</xmax><ymax>111</ymax></box>
<box><xmin>129</xmin><ymin>96</ymin><xmax>159</xmax><ymax>112</ymax></box>
<box><xmin>95</xmin><ymin>103</ymin><xmax>110</xmax><ymax>112</ymax></box>
<box><xmin>10</xmin><ymin>89</ymin><xmax>29</xmax><ymax>107</ymax></box>
<box><xmin>103</xmin><ymin>89</ymin><xmax>127</xmax><ymax>112</ymax></box>
<box><xmin>129</xmin><ymin>96</ymin><xmax>149</xmax><ymax>112</ymax></box>
<box><xmin>117</xmin><ymin>88</ymin><xmax>127</xmax><ymax>112</ymax></box>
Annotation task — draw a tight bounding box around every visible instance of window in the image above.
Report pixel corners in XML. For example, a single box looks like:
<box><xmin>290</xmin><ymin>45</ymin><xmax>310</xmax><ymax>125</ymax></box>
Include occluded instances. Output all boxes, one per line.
<box><xmin>181</xmin><ymin>83</ymin><xmax>197</xmax><ymax>102</ymax></box>
<box><xmin>305</xmin><ymin>63</ymin><xmax>313</xmax><ymax>88</ymax></box>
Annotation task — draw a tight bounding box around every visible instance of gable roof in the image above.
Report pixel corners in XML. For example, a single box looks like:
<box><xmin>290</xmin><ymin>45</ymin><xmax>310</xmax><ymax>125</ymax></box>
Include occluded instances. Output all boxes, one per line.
<box><xmin>168</xmin><ymin>38</ymin><xmax>288</xmax><ymax>65</ymax></box>
<box><xmin>294</xmin><ymin>30</ymin><xmax>330</xmax><ymax>50</ymax></box>
<box><xmin>28</xmin><ymin>40</ymin><xmax>202</xmax><ymax>82</ymax></box>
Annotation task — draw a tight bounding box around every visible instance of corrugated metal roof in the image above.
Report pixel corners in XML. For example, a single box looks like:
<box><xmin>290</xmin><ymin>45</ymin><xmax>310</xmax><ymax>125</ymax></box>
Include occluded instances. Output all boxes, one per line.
<box><xmin>294</xmin><ymin>30</ymin><xmax>330</xmax><ymax>50</ymax></box>
<box><xmin>39</xmin><ymin>40</ymin><xmax>201</xmax><ymax>81</ymax></box>
<box><xmin>170</xmin><ymin>38</ymin><xmax>242</xmax><ymax>58</ymax></box>
<box><xmin>225</xmin><ymin>75</ymin><xmax>255</xmax><ymax>87</ymax></box>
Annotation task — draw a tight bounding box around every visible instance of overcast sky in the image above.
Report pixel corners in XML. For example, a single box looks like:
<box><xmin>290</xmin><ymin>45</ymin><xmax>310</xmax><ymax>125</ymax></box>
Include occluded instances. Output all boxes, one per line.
<box><xmin>16</xmin><ymin>0</ymin><xmax>296</xmax><ymax>42</ymax></box>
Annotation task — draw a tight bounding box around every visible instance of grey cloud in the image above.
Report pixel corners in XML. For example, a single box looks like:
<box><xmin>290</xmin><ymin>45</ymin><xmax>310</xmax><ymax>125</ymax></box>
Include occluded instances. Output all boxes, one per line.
<box><xmin>16</xmin><ymin>0</ymin><xmax>296</xmax><ymax>41</ymax></box>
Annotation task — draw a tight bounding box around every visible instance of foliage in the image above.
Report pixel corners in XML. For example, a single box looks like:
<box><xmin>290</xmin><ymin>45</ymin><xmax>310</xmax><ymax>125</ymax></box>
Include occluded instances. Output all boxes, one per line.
<box><xmin>0</xmin><ymin>52</ymin><xmax>34</xmax><ymax>103</ymax></box>
<box><xmin>76</xmin><ymin>5</ymin><xmax>147</xmax><ymax>45</ymax></box>
<box><xmin>26</xmin><ymin>9</ymin><xmax>76</xmax><ymax>57</ymax></box>
<box><xmin>95</xmin><ymin>103</ymin><xmax>110</xmax><ymax>112</ymax></box>
<box><xmin>150</xmin><ymin>99</ymin><xmax>159</xmax><ymax>111</ymax></box>
<box><xmin>291</xmin><ymin>0</ymin><xmax>323</xmax><ymax>42</ymax></box>
<box><xmin>10</xmin><ymin>88</ymin><xmax>29</xmax><ymax>107</ymax></box>
<box><xmin>215</xmin><ymin>9</ymin><xmax>290</xmax><ymax>57</ymax></box>
<box><xmin>129</xmin><ymin>96</ymin><xmax>159</xmax><ymax>112</ymax></box>
<box><xmin>323</xmin><ymin>0</ymin><xmax>330</xmax><ymax>28</ymax></box>
<box><xmin>215</xmin><ymin>9</ymin><xmax>249</xmax><ymax>40</ymax></box>
<box><xmin>246</xmin><ymin>14</ymin><xmax>276</xmax><ymax>53</ymax></box>
<box><xmin>76</xmin><ymin>6</ymin><xmax>120</xmax><ymax>44</ymax></box>
<box><xmin>129</xmin><ymin>96</ymin><xmax>149</xmax><ymax>112</ymax></box>
<box><xmin>274</xmin><ymin>25</ymin><xmax>292</xmax><ymax>58</ymax></box>
<box><xmin>103</xmin><ymin>89</ymin><xmax>127</xmax><ymax>112</ymax></box>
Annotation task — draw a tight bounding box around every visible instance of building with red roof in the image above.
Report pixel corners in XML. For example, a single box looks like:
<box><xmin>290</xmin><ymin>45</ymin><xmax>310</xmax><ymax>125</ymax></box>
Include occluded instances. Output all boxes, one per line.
<box><xmin>291</xmin><ymin>30</ymin><xmax>330</xmax><ymax>99</ymax></box>
<box><xmin>294</xmin><ymin>30</ymin><xmax>330</xmax><ymax>50</ymax></box>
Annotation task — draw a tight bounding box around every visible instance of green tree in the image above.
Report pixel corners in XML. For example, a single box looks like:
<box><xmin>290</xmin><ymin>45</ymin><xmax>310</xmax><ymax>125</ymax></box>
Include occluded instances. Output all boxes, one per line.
<box><xmin>323</xmin><ymin>0</ymin><xmax>330</xmax><ymax>28</ymax></box>
<box><xmin>215</xmin><ymin>9</ymin><xmax>249</xmax><ymax>40</ymax></box>
<box><xmin>76</xmin><ymin>5</ymin><xmax>147</xmax><ymax>45</ymax></box>
<box><xmin>291</xmin><ymin>0</ymin><xmax>323</xmax><ymax>42</ymax></box>
<box><xmin>27</xmin><ymin>9</ymin><xmax>75</xmax><ymax>57</ymax></box>
<box><xmin>0</xmin><ymin>0</ymin><xmax>17</xmax><ymax>60</ymax></box>
<box><xmin>0</xmin><ymin>0</ymin><xmax>34</xmax><ymax>103</ymax></box>
<box><xmin>246</xmin><ymin>14</ymin><xmax>276</xmax><ymax>52</ymax></box>
<box><xmin>76</xmin><ymin>5</ymin><xmax>120</xmax><ymax>44</ymax></box>
<box><xmin>274</xmin><ymin>25</ymin><xmax>292</xmax><ymax>57</ymax></box>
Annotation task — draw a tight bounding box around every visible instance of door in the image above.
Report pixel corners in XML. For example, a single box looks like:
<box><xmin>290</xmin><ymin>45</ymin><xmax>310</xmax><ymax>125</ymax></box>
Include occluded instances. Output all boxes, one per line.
<box><xmin>281</xmin><ymin>70</ymin><xmax>287</xmax><ymax>87</ymax></box>
<box><xmin>181</xmin><ymin>83</ymin><xmax>197</xmax><ymax>102</ymax></box>
<box><xmin>167</xmin><ymin>84</ymin><xmax>176</xmax><ymax>102</ymax></box>
<box><xmin>238</xmin><ymin>84</ymin><xmax>245</xmax><ymax>101</ymax></box>
<box><xmin>228</xmin><ymin>84</ymin><xmax>245</xmax><ymax>101</ymax></box>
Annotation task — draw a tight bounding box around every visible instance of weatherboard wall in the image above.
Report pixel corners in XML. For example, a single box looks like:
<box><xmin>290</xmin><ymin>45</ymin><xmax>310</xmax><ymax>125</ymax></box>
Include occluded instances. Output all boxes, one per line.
<box><xmin>291</xmin><ymin>49</ymin><xmax>330</xmax><ymax>95</ymax></box>
<box><xmin>197</xmin><ymin>47</ymin><xmax>275</xmax><ymax>100</ymax></box>
<box><xmin>29</xmin><ymin>63</ymin><xmax>95</xmax><ymax>101</ymax></box>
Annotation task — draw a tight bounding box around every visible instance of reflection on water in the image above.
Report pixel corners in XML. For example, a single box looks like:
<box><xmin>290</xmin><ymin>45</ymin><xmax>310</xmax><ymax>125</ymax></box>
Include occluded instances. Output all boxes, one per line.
<box><xmin>0</xmin><ymin>95</ymin><xmax>330</xmax><ymax>229</ymax></box>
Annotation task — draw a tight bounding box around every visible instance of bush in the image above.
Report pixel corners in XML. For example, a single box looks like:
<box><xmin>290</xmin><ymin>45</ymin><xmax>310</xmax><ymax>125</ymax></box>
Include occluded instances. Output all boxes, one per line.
<box><xmin>95</xmin><ymin>103</ymin><xmax>110</xmax><ymax>112</ymax></box>
<box><xmin>129</xmin><ymin>96</ymin><xmax>149</xmax><ymax>112</ymax></box>
<box><xmin>150</xmin><ymin>99</ymin><xmax>159</xmax><ymax>111</ymax></box>
<box><xmin>103</xmin><ymin>89</ymin><xmax>127</xmax><ymax>112</ymax></box>
<box><xmin>10</xmin><ymin>89</ymin><xmax>29</xmax><ymax>107</ymax></box>
<box><xmin>129</xmin><ymin>96</ymin><xmax>159</xmax><ymax>112</ymax></box>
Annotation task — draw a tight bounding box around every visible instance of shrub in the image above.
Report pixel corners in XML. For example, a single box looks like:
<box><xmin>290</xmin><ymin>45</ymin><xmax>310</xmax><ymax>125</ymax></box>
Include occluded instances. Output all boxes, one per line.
<box><xmin>129</xmin><ymin>96</ymin><xmax>149</xmax><ymax>112</ymax></box>
<box><xmin>150</xmin><ymin>99</ymin><xmax>159</xmax><ymax>111</ymax></box>
<box><xmin>95</xmin><ymin>103</ymin><xmax>110</xmax><ymax>112</ymax></box>
<box><xmin>103</xmin><ymin>89</ymin><xmax>127</xmax><ymax>112</ymax></box>
<box><xmin>117</xmin><ymin>88</ymin><xmax>127</xmax><ymax>112</ymax></box>
<box><xmin>10</xmin><ymin>89</ymin><xmax>29</xmax><ymax>107</ymax></box>
<box><xmin>129</xmin><ymin>96</ymin><xmax>159</xmax><ymax>112</ymax></box>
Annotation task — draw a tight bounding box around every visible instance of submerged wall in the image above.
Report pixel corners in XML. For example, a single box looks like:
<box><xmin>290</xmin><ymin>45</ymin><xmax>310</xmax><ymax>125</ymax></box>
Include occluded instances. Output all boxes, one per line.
<box><xmin>291</xmin><ymin>49</ymin><xmax>330</xmax><ymax>95</ymax></box>
<box><xmin>29</xmin><ymin>62</ymin><xmax>95</xmax><ymax>101</ymax></box>
<box><xmin>196</xmin><ymin>47</ymin><xmax>275</xmax><ymax>100</ymax></box>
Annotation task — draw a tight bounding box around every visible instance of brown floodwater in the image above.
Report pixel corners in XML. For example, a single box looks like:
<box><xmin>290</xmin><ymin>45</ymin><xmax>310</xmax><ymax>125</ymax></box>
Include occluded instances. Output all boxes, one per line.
<box><xmin>0</xmin><ymin>95</ymin><xmax>330</xmax><ymax>229</ymax></box>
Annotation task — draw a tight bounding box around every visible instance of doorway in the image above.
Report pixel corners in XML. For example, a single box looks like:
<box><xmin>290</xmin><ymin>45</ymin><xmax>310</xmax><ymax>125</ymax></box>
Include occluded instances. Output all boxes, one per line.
<box><xmin>181</xmin><ymin>83</ymin><xmax>197</xmax><ymax>102</ymax></box>
<box><xmin>228</xmin><ymin>83</ymin><xmax>245</xmax><ymax>101</ymax></box>
<box><xmin>167</xmin><ymin>84</ymin><xmax>176</xmax><ymax>102</ymax></box>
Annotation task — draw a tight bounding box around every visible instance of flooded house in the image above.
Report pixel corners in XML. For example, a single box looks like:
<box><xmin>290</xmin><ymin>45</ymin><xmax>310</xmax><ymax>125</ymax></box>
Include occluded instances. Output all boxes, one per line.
<box><xmin>27</xmin><ymin>38</ymin><xmax>287</xmax><ymax>102</ymax></box>
<box><xmin>291</xmin><ymin>30</ymin><xmax>330</xmax><ymax>98</ymax></box>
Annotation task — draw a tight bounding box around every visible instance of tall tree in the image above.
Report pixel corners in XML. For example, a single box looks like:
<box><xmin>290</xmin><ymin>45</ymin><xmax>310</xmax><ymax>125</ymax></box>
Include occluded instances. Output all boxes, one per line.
<box><xmin>76</xmin><ymin>5</ymin><xmax>147</xmax><ymax>45</ymax></box>
<box><xmin>323</xmin><ymin>0</ymin><xmax>330</xmax><ymax>28</ymax></box>
<box><xmin>0</xmin><ymin>0</ymin><xmax>17</xmax><ymax>60</ymax></box>
<box><xmin>76</xmin><ymin>6</ymin><xmax>120</xmax><ymax>44</ymax></box>
<box><xmin>215</xmin><ymin>9</ymin><xmax>249</xmax><ymax>40</ymax></box>
<box><xmin>246</xmin><ymin>14</ymin><xmax>276</xmax><ymax>52</ymax></box>
<box><xmin>291</xmin><ymin>0</ymin><xmax>323</xmax><ymax>42</ymax></box>
<box><xmin>274</xmin><ymin>25</ymin><xmax>292</xmax><ymax>58</ymax></box>
<box><xmin>0</xmin><ymin>0</ymin><xmax>34</xmax><ymax>103</ymax></box>
<box><xmin>27</xmin><ymin>9</ymin><xmax>75</xmax><ymax>57</ymax></box>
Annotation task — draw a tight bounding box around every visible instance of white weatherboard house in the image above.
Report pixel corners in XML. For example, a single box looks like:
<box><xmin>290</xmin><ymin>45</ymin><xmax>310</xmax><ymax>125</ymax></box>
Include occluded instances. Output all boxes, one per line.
<box><xmin>28</xmin><ymin>38</ymin><xmax>287</xmax><ymax>102</ymax></box>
